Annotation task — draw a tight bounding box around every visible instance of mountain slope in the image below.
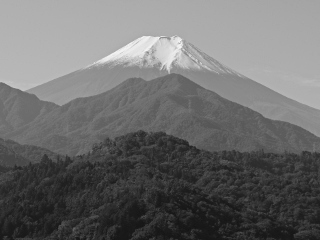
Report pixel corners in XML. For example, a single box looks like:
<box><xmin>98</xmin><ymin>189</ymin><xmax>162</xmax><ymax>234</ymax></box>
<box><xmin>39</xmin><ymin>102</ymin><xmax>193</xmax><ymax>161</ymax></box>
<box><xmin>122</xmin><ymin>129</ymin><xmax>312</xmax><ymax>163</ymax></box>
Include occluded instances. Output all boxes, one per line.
<box><xmin>0</xmin><ymin>137</ymin><xmax>57</xmax><ymax>167</ymax></box>
<box><xmin>11</xmin><ymin>74</ymin><xmax>320</xmax><ymax>155</ymax></box>
<box><xmin>0</xmin><ymin>139</ymin><xmax>29</xmax><ymax>166</ymax></box>
<box><xmin>27</xmin><ymin>35</ymin><xmax>320</xmax><ymax>137</ymax></box>
<box><xmin>0</xmin><ymin>82</ymin><xmax>58</xmax><ymax>134</ymax></box>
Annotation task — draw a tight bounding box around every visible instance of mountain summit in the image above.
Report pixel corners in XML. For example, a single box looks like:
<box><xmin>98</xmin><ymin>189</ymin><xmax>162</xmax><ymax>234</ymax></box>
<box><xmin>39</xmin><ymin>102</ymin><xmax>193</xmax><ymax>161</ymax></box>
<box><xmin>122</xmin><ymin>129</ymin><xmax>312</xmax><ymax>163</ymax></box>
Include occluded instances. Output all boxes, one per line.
<box><xmin>27</xmin><ymin>35</ymin><xmax>320</xmax><ymax>137</ymax></box>
<box><xmin>89</xmin><ymin>35</ymin><xmax>240</xmax><ymax>75</ymax></box>
<box><xmin>26</xmin><ymin>35</ymin><xmax>243</xmax><ymax>107</ymax></box>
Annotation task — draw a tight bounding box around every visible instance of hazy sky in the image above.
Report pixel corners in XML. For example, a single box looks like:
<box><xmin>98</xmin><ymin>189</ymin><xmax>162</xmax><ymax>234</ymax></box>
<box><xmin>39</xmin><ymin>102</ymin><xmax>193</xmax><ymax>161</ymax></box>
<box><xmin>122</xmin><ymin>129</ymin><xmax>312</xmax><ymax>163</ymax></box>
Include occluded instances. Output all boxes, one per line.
<box><xmin>1</xmin><ymin>0</ymin><xmax>320</xmax><ymax>109</ymax></box>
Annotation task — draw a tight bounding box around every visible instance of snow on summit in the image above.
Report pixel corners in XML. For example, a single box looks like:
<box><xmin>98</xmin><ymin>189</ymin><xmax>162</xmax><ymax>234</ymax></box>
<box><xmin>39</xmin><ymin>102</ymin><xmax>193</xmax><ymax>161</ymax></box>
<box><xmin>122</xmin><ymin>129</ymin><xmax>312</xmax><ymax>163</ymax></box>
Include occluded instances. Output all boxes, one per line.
<box><xmin>90</xmin><ymin>36</ymin><xmax>238</xmax><ymax>75</ymax></box>
<box><xmin>27</xmin><ymin>35</ymin><xmax>320</xmax><ymax>139</ymax></box>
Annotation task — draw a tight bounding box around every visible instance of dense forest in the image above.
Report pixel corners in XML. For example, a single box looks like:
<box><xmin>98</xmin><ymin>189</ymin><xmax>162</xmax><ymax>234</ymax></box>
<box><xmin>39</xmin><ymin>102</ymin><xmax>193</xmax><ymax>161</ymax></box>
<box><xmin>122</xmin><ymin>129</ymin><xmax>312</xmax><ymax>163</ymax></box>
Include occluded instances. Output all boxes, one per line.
<box><xmin>1</xmin><ymin>130</ymin><xmax>320</xmax><ymax>239</ymax></box>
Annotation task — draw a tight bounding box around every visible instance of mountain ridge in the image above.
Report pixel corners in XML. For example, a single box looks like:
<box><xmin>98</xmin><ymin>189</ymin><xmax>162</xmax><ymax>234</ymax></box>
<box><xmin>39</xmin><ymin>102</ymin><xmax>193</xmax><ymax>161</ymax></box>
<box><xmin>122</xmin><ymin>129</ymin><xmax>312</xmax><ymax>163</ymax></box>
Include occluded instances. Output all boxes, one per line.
<box><xmin>9</xmin><ymin>74</ymin><xmax>320</xmax><ymax>155</ymax></box>
<box><xmin>26</xmin><ymin>35</ymin><xmax>320</xmax><ymax>137</ymax></box>
<box><xmin>0</xmin><ymin>136</ymin><xmax>58</xmax><ymax>166</ymax></box>
<box><xmin>0</xmin><ymin>82</ymin><xmax>59</xmax><ymax>134</ymax></box>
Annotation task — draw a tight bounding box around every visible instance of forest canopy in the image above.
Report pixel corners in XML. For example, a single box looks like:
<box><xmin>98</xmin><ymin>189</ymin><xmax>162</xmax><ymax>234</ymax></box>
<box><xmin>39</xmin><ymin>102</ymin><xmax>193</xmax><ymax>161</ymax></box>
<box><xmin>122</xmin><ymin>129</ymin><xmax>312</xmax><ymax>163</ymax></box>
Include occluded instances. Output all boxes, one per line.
<box><xmin>1</xmin><ymin>130</ymin><xmax>320</xmax><ymax>239</ymax></box>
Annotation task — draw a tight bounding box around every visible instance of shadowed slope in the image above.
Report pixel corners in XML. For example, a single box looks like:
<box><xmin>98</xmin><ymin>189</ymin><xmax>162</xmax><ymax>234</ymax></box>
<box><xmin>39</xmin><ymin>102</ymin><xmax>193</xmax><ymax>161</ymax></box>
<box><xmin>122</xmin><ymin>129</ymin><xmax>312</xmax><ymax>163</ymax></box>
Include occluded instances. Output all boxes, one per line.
<box><xmin>10</xmin><ymin>74</ymin><xmax>320</xmax><ymax>155</ymax></box>
<box><xmin>0</xmin><ymin>137</ymin><xmax>58</xmax><ymax>167</ymax></box>
<box><xmin>0</xmin><ymin>82</ymin><xmax>58</xmax><ymax>134</ymax></box>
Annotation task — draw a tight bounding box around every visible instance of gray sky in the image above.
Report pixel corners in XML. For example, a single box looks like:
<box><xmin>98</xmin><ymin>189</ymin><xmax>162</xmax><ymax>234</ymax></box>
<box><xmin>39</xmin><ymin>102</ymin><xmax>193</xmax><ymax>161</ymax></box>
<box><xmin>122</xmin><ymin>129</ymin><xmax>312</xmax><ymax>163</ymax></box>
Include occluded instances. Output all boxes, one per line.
<box><xmin>1</xmin><ymin>0</ymin><xmax>320</xmax><ymax>109</ymax></box>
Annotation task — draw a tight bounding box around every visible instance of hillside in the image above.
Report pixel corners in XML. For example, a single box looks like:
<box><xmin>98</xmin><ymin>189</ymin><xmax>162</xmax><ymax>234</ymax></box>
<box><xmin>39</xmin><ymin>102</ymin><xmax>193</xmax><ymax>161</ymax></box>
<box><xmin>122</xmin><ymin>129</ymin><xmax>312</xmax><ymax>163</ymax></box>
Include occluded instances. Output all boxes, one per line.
<box><xmin>0</xmin><ymin>139</ymin><xmax>29</xmax><ymax>166</ymax></box>
<box><xmin>0</xmin><ymin>137</ymin><xmax>58</xmax><ymax>167</ymax></box>
<box><xmin>0</xmin><ymin>82</ymin><xmax>58</xmax><ymax>135</ymax></box>
<box><xmin>9</xmin><ymin>74</ymin><xmax>320</xmax><ymax>155</ymax></box>
<box><xmin>27</xmin><ymin>36</ymin><xmax>320</xmax><ymax>137</ymax></box>
<box><xmin>1</xmin><ymin>131</ymin><xmax>320</xmax><ymax>239</ymax></box>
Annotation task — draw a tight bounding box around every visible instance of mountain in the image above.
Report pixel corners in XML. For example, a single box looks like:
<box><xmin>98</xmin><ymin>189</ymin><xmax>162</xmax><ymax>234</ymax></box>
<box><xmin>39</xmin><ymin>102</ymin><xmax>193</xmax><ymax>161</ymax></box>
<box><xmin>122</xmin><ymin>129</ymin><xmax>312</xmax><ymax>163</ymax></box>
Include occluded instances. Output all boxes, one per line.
<box><xmin>27</xmin><ymin>35</ymin><xmax>320</xmax><ymax>137</ymax></box>
<box><xmin>25</xmin><ymin>35</ymin><xmax>245</xmax><ymax>105</ymax></box>
<box><xmin>0</xmin><ymin>137</ymin><xmax>57</xmax><ymax>167</ymax></box>
<box><xmin>0</xmin><ymin>83</ymin><xmax>59</xmax><ymax>166</ymax></box>
<box><xmin>10</xmin><ymin>74</ymin><xmax>320</xmax><ymax>155</ymax></box>
<box><xmin>0</xmin><ymin>82</ymin><xmax>58</xmax><ymax>135</ymax></box>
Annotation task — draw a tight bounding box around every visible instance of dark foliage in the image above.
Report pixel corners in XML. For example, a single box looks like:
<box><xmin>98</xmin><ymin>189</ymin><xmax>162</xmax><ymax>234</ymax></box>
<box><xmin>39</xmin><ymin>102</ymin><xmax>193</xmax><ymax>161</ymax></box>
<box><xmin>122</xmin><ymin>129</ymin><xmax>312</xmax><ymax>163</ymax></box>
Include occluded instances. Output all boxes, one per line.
<box><xmin>1</xmin><ymin>131</ymin><xmax>320</xmax><ymax>239</ymax></box>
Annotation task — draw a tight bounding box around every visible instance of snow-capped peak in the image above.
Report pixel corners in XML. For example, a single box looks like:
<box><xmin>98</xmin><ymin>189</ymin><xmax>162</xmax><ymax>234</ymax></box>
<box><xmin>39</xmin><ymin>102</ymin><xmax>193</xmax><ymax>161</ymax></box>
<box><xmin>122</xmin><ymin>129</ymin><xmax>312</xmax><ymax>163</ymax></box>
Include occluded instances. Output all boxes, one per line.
<box><xmin>90</xmin><ymin>35</ymin><xmax>240</xmax><ymax>75</ymax></box>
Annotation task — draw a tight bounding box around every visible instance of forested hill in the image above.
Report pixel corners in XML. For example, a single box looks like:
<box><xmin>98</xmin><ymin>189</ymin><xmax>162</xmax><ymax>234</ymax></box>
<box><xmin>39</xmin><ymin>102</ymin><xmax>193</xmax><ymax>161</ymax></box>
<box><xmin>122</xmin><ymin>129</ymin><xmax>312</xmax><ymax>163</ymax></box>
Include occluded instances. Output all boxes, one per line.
<box><xmin>0</xmin><ymin>137</ymin><xmax>58</xmax><ymax>167</ymax></box>
<box><xmin>0</xmin><ymin>82</ymin><xmax>58</xmax><ymax>135</ymax></box>
<box><xmin>8</xmin><ymin>74</ymin><xmax>320</xmax><ymax>155</ymax></box>
<box><xmin>1</xmin><ymin>131</ymin><xmax>320</xmax><ymax>239</ymax></box>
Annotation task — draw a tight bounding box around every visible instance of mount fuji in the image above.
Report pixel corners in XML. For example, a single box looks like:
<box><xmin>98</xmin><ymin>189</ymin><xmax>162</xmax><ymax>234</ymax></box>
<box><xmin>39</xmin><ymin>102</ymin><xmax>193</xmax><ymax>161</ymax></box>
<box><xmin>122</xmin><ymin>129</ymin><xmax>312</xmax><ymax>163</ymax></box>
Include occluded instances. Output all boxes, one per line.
<box><xmin>27</xmin><ymin>35</ymin><xmax>320</xmax><ymax>137</ymax></box>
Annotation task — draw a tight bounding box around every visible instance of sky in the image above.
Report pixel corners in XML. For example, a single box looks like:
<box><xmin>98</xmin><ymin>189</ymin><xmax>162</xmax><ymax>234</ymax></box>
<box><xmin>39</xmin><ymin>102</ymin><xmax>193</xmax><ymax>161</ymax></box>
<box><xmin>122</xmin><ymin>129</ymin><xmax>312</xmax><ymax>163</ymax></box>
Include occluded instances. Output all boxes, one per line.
<box><xmin>1</xmin><ymin>0</ymin><xmax>320</xmax><ymax>109</ymax></box>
